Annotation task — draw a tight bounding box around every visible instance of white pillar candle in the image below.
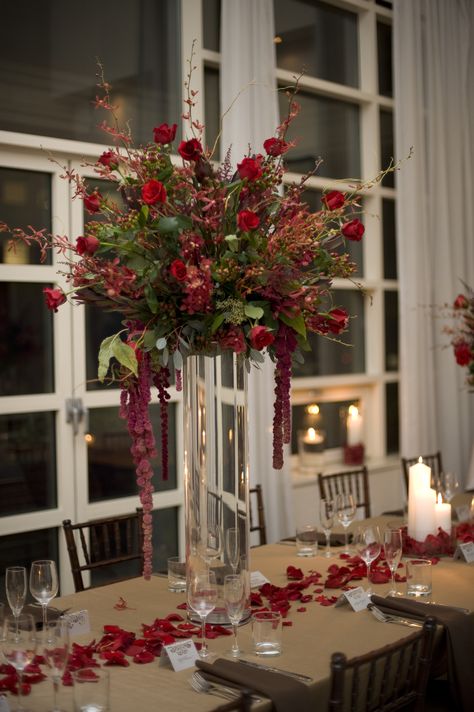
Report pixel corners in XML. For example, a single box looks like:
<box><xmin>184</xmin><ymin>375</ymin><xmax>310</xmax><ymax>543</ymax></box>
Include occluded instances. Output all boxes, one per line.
<box><xmin>303</xmin><ymin>427</ymin><xmax>324</xmax><ymax>445</ymax></box>
<box><xmin>346</xmin><ymin>406</ymin><xmax>363</xmax><ymax>446</ymax></box>
<box><xmin>408</xmin><ymin>458</ymin><xmax>432</xmax><ymax>538</ymax></box>
<box><xmin>413</xmin><ymin>487</ymin><xmax>437</xmax><ymax>542</ymax></box>
<box><xmin>434</xmin><ymin>493</ymin><xmax>452</xmax><ymax>534</ymax></box>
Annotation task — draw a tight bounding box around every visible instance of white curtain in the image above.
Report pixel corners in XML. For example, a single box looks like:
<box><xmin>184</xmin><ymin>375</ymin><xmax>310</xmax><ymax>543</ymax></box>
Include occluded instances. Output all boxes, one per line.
<box><xmin>393</xmin><ymin>0</ymin><xmax>474</xmax><ymax>487</ymax></box>
<box><xmin>220</xmin><ymin>0</ymin><xmax>295</xmax><ymax>540</ymax></box>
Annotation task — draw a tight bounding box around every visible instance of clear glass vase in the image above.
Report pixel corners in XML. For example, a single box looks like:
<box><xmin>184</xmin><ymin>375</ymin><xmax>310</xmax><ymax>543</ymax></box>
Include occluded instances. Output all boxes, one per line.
<box><xmin>183</xmin><ymin>352</ymin><xmax>251</xmax><ymax>624</ymax></box>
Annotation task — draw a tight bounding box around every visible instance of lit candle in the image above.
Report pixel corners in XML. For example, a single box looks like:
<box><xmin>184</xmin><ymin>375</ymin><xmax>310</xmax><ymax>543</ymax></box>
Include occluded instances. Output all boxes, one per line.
<box><xmin>303</xmin><ymin>427</ymin><xmax>324</xmax><ymax>445</ymax></box>
<box><xmin>408</xmin><ymin>457</ymin><xmax>433</xmax><ymax>539</ymax></box>
<box><xmin>413</xmin><ymin>487</ymin><xmax>436</xmax><ymax>542</ymax></box>
<box><xmin>434</xmin><ymin>493</ymin><xmax>452</xmax><ymax>534</ymax></box>
<box><xmin>346</xmin><ymin>406</ymin><xmax>363</xmax><ymax>446</ymax></box>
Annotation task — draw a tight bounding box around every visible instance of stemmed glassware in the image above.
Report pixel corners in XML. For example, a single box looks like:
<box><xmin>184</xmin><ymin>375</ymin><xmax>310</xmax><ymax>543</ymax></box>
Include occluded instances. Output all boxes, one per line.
<box><xmin>187</xmin><ymin>570</ymin><xmax>218</xmax><ymax>659</ymax></box>
<box><xmin>383</xmin><ymin>527</ymin><xmax>403</xmax><ymax>596</ymax></box>
<box><xmin>319</xmin><ymin>499</ymin><xmax>335</xmax><ymax>557</ymax></box>
<box><xmin>225</xmin><ymin>527</ymin><xmax>240</xmax><ymax>573</ymax></box>
<box><xmin>336</xmin><ymin>493</ymin><xmax>356</xmax><ymax>553</ymax></box>
<box><xmin>29</xmin><ymin>560</ymin><xmax>58</xmax><ymax>629</ymax></box>
<box><xmin>354</xmin><ymin>525</ymin><xmax>381</xmax><ymax>587</ymax></box>
<box><xmin>223</xmin><ymin>574</ymin><xmax>247</xmax><ymax>658</ymax></box>
<box><xmin>197</xmin><ymin>525</ymin><xmax>223</xmax><ymax>566</ymax></box>
<box><xmin>6</xmin><ymin>567</ymin><xmax>27</xmax><ymax>632</ymax></box>
<box><xmin>42</xmin><ymin>618</ymin><xmax>69</xmax><ymax>712</ymax></box>
<box><xmin>440</xmin><ymin>472</ymin><xmax>460</xmax><ymax>502</ymax></box>
<box><xmin>2</xmin><ymin>613</ymin><xmax>37</xmax><ymax>712</ymax></box>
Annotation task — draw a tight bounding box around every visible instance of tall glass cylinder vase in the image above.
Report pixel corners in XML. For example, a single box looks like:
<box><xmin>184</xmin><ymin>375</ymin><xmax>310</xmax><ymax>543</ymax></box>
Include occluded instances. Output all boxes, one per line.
<box><xmin>183</xmin><ymin>352</ymin><xmax>251</xmax><ymax>624</ymax></box>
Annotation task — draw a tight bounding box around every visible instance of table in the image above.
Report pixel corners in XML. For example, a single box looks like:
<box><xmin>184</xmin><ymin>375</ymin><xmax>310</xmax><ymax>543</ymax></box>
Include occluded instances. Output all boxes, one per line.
<box><xmin>19</xmin><ymin>517</ymin><xmax>474</xmax><ymax>711</ymax></box>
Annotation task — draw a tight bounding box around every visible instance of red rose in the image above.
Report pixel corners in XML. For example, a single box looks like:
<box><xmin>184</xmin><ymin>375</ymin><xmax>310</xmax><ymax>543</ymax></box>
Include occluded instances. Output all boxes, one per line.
<box><xmin>237</xmin><ymin>210</ymin><xmax>260</xmax><ymax>232</ymax></box>
<box><xmin>170</xmin><ymin>259</ymin><xmax>187</xmax><ymax>281</ymax></box>
<box><xmin>249</xmin><ymin>325</ymin><xmax>275</xmax><ymax>351</ymax></box>
<box><xmin>454</xmin><ymin>341</ymin><xmax>472</xmax><ymax>366</ymax></box>
<box><xmin>322</xmin><ymin>190</ymin><xmax>345</xmax><ymax>210</ymax></box>
<box><xmin>237</xmin><ymin>156</ymin><xmax>263</xmax><ymax>181</ymax></box>
<box><xmin>98</xmin><ymin>151</ymin><xmax>117</xmax><ymax>169</ymax></box>
<box><xmin>153</xmin><ymin>122</ymin><xmax>177</xmax><ymax>144</ymax></box>
<box><xmin>76</xmin><ymin>235</ymin><xmax>100</xmax><ymax>257</ymax></box>
<box><xmin>327</xmin><ymin>307</ymin><xmax>349</xmax><ymax>334</ymax></box>
<box><xmin>178</xmin><ymin>138</ymin><xmax>203</xmax><ymax>162</ymax></box>
<box><xmin>263</xmin><ymin>137</ymin><xmax>289</xmax><ymax>157</ymax></box>
<box><xmin>43</xmin><ymin>287</ymin><xmax>66</xmax><ymax>312</ymax></box>
<box><xmin>84</xmin><ymin>192</ymin><xmax>102</xmax><ymax>213</ymax></box>
<box><xmin>342</xmin><ymin>218</ymin><xmax>365</xmax><ymax>241</ymax></box>
<box><xmin>219</xmin><ymin>326</ymin><xmax>246</xmax><ymax>354</ymax></box>
<box><xmin>453</xmin><ymin>294</ymin><xmax>468</xmax><ymax>309</ymax></box>
<box><xmin>141</xmin><ymin>179</ymin><xmax>167</xmax><ymax>205</ymax></box>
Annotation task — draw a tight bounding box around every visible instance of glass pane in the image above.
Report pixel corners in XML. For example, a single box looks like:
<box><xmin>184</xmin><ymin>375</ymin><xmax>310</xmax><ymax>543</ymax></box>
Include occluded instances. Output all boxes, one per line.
<box><xmin>0</xmin><ymin>527</ymin><xmax>59</xmax><ymax>601</ymax></box>
<box><xmin>0</xmin><ymin>283</ymin><xmax>54</xmax><ymax>396</ymax></box>
<box><xmin>293</xmin><ymin>289</ymin><xmax>365</xmax><ymax>376</ymax></box>
<box><xmin>280</xmin><ymin>90</ymin><xmax>360</xmax><ymax>178</ymax></box>
<box><xmin>382</xmin><ymin>198</ymin><xmax>397</xmax><ymax>279</ymax></box>
<box><xmin>384</xmin><ymin>290</ymin><xmax>398</xmax><ymax>371</ymax></box>
<box><xmin>90</xmin><ymin>506</ymin><xmax>178</xmax><ymax>585</ymax></box>
<box><xmin>87</xmin><ymin>403</ymin><xmax>177</xmax><ymax>502</ymax></box>
<box><xmin>0</xmin><ymin>167</ymin><xmax>52</xmax><ymax>265</ymax></box>
<box><xmin>386</xmin><ymin>381</ymin><xmax>399</xmax><ymax>454</ymax></box>
<box><xmin>291</xmin><ymin>398</ymin><xmax>356</xmax><ymax>452</ymax></box>
<box><xmin>380</xmin><ymin>109</ymin><xmax>395</xmax><ymax>187</ymax></box>
<box><xmin>0</xmin><ymin>0</ymin><xmax>180</xmax><ymax>145</ymax></box>
<box><xmin>376</xmin><ymin>0</ymin><xmax>393</xmax><ymax>8</ymax></box>
<box><xmin>0</xmin><ymin>412</ymin><xmax>56</xmax><ymax>516</ymax></box>
<box><xmin>377</xmin><ymin>21</ymin><xmax>393</xmax><ymax>97</ymax></box>
<box><xmin>203</xmin><ymin>0</ymin><xmax>221</xmax><ymax>51</ymax></box>
<box><xmin>275</xmin><ymin>0</ymin><xmax>359</xmax><ymax>87</ymax></box>
<box><xmin>204</xmin><ymin>67</ymin><xmax>220</xmax><ymax>158</ymax></box>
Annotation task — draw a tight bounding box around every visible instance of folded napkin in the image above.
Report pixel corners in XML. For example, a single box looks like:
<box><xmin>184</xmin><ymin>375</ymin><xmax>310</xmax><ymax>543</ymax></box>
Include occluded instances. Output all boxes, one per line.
<box><xmin>196</xmin><ymin>658</ymin><xmax>314</xmax><ymax>712</ymax></box>
<box><xmin>370</xmin><ymin>594</ymin><xmax>474</xmax><ymax>712</ymax></box>
<box><xmin>280</xmin><ymin>533</ymin><xmax>351</xmax><ymax>546</ymax></box>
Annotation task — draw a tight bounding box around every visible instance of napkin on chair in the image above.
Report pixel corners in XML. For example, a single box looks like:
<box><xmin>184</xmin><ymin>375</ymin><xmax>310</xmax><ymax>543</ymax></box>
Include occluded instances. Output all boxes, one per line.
<box><xmin>370</xmin><ymin>594</ymin><xmax>474</xmax><ymax>712</ymax></box>
<box><xmin>195</xmin><ymin>658</ymin><xmax>314</xmax><ymax>712</ymax></box>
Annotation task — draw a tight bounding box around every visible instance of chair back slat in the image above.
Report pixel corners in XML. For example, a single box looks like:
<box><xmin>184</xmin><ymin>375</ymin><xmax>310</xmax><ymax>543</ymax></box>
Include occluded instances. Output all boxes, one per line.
<box><xmin>318</xmin><ymin>467</ymin><xmax>371</xmax><ymax>519</ymax></box>
<box><xmin>249</xmin><ymin>484</ymin><xmax>267</xmax><ymax>546</ymax></box>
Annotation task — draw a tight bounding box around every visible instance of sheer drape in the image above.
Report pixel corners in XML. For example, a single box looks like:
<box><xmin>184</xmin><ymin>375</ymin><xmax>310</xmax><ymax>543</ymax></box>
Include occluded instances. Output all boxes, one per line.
<box><xmin>220</xmin><ymin>0</ymin><xmax>294</xmax><ymax>540</ymax></box>
<box><xmin>393</xmin><ymin>0</ymin><xmax>474</xmax><ymax>486</ymax></box>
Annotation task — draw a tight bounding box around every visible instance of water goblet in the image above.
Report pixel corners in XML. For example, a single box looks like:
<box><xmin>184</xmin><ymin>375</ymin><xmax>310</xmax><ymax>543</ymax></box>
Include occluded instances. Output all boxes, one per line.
<box><xmin>223</xmin><ymin>574</ymin><xmax>247</xmax><ymax>658</ymax></box>
<box><xmin>336</xmin><ymin>493</ymin><xmax>356</xmax><ymax>553</ymax></box>
<box><xmin>6</xmin><ymin>567</ymin><xmax>27</xmax><ymax>632</ymax></box>
<box><xmin>197</xmin><ymin>525</ymin><xmax>223</xmax><ymax>566</ymax></box>
<box><xmin>2</xmin><ymin>613</ymin><xmax>37</xmax><ymax>712</ymax></box>
<box><xmin>441</xmin><ymin>472</ymin><xmax>459</xmax><ymax>502</ymax></box>
<box><xmin>383</xmin><ymin>527</ymin><xmax>403</xmax><ymax>596</ymax></box>
<box><xmin>187</xmin><ymin>570</ymin><xmax>218</xmax><ymax>659</ymax></box>
<box><xmin>354</xmin><ymin>525</ymin><xmax>381</xmax><ymax>587</ymax></box>
<box><xmin>42</xmin><ymin>618</ymin><xmax>69</xmax><ymax>712</ymax></box>
<box><xmin>29</xmin><ymin>560</ymin><xmax>58</xmax><ymax>629</ymax></box>
<box><xmin>319</xmin><ymin>498</ymin><xmax>335</xmax><ymax>557</ymax></box>
<box><xmin>225</xmin><ymin>527</ymin><xmax>240</xmax><ymax>573</ymax></box>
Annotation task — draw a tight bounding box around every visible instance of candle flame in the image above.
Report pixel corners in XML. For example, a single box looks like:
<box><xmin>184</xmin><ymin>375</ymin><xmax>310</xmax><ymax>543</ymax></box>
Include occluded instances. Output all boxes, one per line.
<box><xmin>437</xmin><ymin>492</ymin><xmax>442</xmax><ymax>505</ymax></box>
<box><xmin>306</xmin><ymin>403</ymin><xmax>320</xmax><ymax>416</ymax></box>
<box><xmin>348</xmin><ymin>405</ymin><xmax>359</xmax><ymax>417</ymax></box>
<box><xmin>307</xmin><ymin>427</ymin><xmax>317</xmax><ymax>441</ymax></box>
<box><xmin>418</xmin><ymin>456</ymin><xmax>423</xmax><ymax>463</ymax></box>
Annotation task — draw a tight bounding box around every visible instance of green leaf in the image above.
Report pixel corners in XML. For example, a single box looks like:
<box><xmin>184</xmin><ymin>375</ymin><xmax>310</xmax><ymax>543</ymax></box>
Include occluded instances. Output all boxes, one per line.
<box><xmin>97</xmin><ymin>334</ymin><xmax>117</xmax><ymax>382</ymax></box>
<box><xmin>162</xmin><ymin>346</ymin><xmax>169</xmax><ymax>366</ymax></box>
<box><xmin>156</xmin><ymin>337</ymin><xmax>167</xmax><ymax>350</ymax></box>
<box><xmin>173</xmin><ymin>350</ymin><xmax>183</xmax><ymax>370</ymax></box>
<box><xmin>280</xmin><ymin>313</ymin><xmax>307</xmax><ymax>338</ymax></box>
<box><xmin>244</xmin><ymin>304</ymin><xmax>264</xmax><ymax>320</ymax></box>
<box><xmin>111</xmin><ymin>339</ymin><xmax>138</xmax><ymax>377</ymax></box>
<box><xmin>224</xmin><ymin>234</ymin><xmax>239</xmax><ymax>252</ymax></box>
<box><xmin>211</xmin><ymin>313</ymin><xmax>226</xmax><ymax>334</ymax></box>
<box><xmin>250</xmin><ymin>349</ymin><xmax>265</xmax><ymax>363</ymax></box>
<box><xmin>138</xmin><ymin>204</ymin><xmax>149</xmax><ymax>227</ymax></box>
<box><xmin>157</xmin><ymin>215</ymin><xmax>192</xmax><ymax>234</ymax></box>
<box><xmin>125</xmin><ymin>254</ymin><xmax>149</xmax><ymax>271</ymax></box>
<box><xmin>145</xmin><ymin>284</ymin><xmax>159</xmax><ymax>314</ymax></box>
<box><xmin>142</xmin><ymin>329</ymin><xmax>158</xmax><ymax>350</ymax></box>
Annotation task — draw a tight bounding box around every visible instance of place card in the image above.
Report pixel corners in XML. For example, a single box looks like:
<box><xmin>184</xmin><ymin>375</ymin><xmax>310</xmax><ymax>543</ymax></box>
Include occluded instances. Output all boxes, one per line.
<box><xmin>159</xmin><ymin>639</ymin><xmax>199</xmax><ymax>671</ymax></box>
<box><xmin>455</xmin><ymin>505</ymin><xmax>470</xmax><ymax>523</ymax></box>
<box><xmin>64</xmin><ymin>610</ymin><xmax>91</xmax><ymax>637</ymax></box>
<box><xmin>250</xmin><ymin>571</ymin><xmax>270</xmax><ymax>589</ymax></box>
<box><xmin>335</xmin><ymin>586</ymin><xmax>370</xmax><ymax>612</ymax></box>
<box><xmin>454</xmin><ymin>541</ymin><xmax>474</xmax><ymax>563</ymax></box>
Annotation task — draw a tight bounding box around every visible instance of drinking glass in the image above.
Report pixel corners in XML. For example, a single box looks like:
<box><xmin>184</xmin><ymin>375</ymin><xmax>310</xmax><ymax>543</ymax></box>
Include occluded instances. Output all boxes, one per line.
<box><xmin>319</xmin><ymin>498</ymin><xmax>335</xmax><ymax>557</ymax></box>
<box><xmin>29</xmin><ymin>560</ymin><xmax>58</xmax><ymax>629</ymax></box>
<box><xmin>336</xmin><ymin>493</ymin><xmax>356</xmax><ymax>552</ymax></box>
<box><xmin>383</xmin><ymin>527</ymin><xmax>403</xmax><ymax>596</ymax></box>
<box><xmin>187</xmin><ymin>570</ymin><xmax>218</xmax><ymax>658</ymax></box>
<box><xmin>42</xmin><ymin>618</ymin><xmax>69</xmax><ymax>712</ymax></box>
<box><xmin>6</xmin><ymin>567</ymin><xmax>27</xmax><ymax>631</ymax></box>
<box><xmin>2</xmin><ymin>613</ymin><xmax>37</xmax><ymax>712</ymax></box>
<box><xmin>225</xmin><ymin>527</ymin><xmax>240</xmax><ymax>573</ymax></box>
<box><xmin>223</xmin><ymin>574</ymin><xmax>247</xmax><ymax>657</ymax></box>
<box><xmin>441</xmin><ymin>472</ymin><xmax>459</xmax><ymax>502</ymax></box>
<box><xmin>197</xmin><ymin>525</ymin><xmax>222</xmax><ymax>565</ymax></box>
<box><xmin>354</xmin><ymin>525</ymin><xmax>381</xmax><ymax>585</ymax></box>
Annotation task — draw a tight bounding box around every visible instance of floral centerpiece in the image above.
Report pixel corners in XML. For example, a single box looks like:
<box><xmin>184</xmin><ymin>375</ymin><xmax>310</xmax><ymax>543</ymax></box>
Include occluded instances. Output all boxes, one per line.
<box><xmin>3</xmin><ymin>67</ymin><xmax>390</xmax><ymax>578</ymax></box>
<box><xmin>444</xmin><ymin>286</ymin><xmax>474</xmax><ymax>388</ymax></box>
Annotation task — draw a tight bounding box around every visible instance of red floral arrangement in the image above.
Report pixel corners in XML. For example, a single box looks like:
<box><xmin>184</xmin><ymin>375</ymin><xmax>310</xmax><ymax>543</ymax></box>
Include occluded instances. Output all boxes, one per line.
<box><xmin>2</xmin><ymin>61</ymin><xmax>392</xmax><ymax>578</ymax></box>
<box><xmin>443</xmin><ymin>285</ymin><xmax>474</xmax><ymax>388</ymax></box>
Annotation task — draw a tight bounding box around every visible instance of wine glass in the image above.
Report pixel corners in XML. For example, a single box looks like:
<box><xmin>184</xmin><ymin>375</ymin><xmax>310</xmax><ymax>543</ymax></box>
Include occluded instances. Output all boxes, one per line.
<box><xmin>354</xmin><ymin>525</ymin><xmax>381</xmax><ymax>587</ymax></box>
<box><xmin>225</xmin><ymin>527</ymin><xmax>240</xmax><ymax>573</ymax></box>
<box><xmin>383</xmin><ymin>527</ymin><xmax>403</xmax><ymax>596</ymax></box>
<box><xmin>6</xmin><ymin>567</ymin><xmax>27</xmax><ymax>632</ymax></box>
<box><xmin>335</xmin><ymin>493</ymin><xmax>356</xmax><ymax>553</ymax></box>
<box><xmin>42</xmin><ymin>618</ymin><xmax>69</xmax><ymax>712</ymax></box>
<box><xmin>319</xmin><ymin>498</ymin><xmax>335</xmax><ymax>557</ymax></box>
<box><xmin>197</xmin><ymin>525</ymin><xmax>223</xmax><ymax>565</ymax></box>
<box><xmin>187</xmin><ymin>570</ymin><xmax>218</xmax><ymax>659</ymax></box>
<box><xmin>223</xmin><ymin>574</ymin><xmax>247</xmax><ymax>658</ymax></box>
<box><xmin>29</xmin><ymin>560</ymin><xmax>58</xmax><ymax>629</ymax></box>
<box><xmin>2</xmin><ymin>613</ymin><xmax>37</xmax><ymax>712</ymax></box>
<box><xmin>441</xmin><ymin>472</ymin><xmax>459</xmax><ymax>502</ymax></box>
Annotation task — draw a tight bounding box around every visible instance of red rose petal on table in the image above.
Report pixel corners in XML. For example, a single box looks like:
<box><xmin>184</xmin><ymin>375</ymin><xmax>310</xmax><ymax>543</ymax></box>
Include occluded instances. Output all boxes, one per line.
<box><xmin>176</xmin><ymin>602</ymin><xmax>187</xmax><ymax>610</ymax></box>
<box><xmin>282</xmin><ymin>621</ymin><xmax>293</xmax><ymax>627</ymax></box>
<box><xmin>300</xmin><ymin>595</ymin><xmax>312</xmax><ymax>603</ymax></box>
<box><xmin>314</xmin><ymin>588</ymin><xmax>323</xmax><ymax>594</ymax></box>
<box><xmin>165</xmin><ymin>613</ymin><xmax>184</xmax><ymax>621</ymax></box>
<box><xmin>339</xmin><ymin>553</ymin><xmax>351</xmax><ymax>560</ymax></box>
<box><xmin>125</xmin><ymin>644</ymin><xmax>145</xmax><ymax>657</ymax></box>
<box><xmin>370</xmin><ymin>570</ymin><xmax>390</xmax><ymax>584</ymax></box>
<box><xmin>394</xmin><ymin>574</ymin><xmax>407</xmax><ymax>582</ymax></box>
<box><xmin>133</xmin><ymin>650</ymin><xmax>155</xmax><ymax>664</ymax></box>
<box><xmin>101</xmin><ymin>651</ymin><xmax>130</xmax><ymax>666</ymax></box>
<box><xmin>62</xmin><ymin>670</ymin><xmax>73</xmax><ymax>687</ymax></box>
<box><xmin>286</xmin><ymin>565</ymin><xmax>304</xmax><ymax>580</ymax></box>
<box><xmin>297</xmin><ymin>607</ymin><xmax>307</xmax><ymax>613</ymax></box>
